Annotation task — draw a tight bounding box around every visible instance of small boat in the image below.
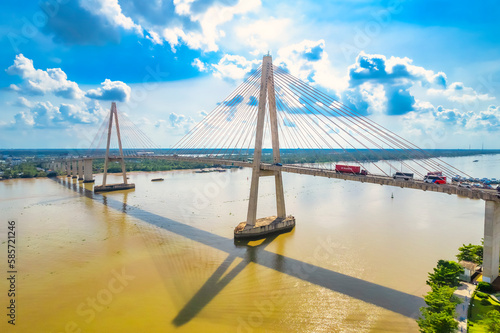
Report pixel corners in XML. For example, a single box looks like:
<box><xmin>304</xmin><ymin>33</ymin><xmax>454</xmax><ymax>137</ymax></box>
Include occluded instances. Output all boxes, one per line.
<box><xmin>151</xmin><ymin>178</ymin><xmax>164</xmax><ymax>182</ymax></box>
<box><xmin>473</xmin><ymin>160</ymin><xmax>479</xmax><ymax>162</ymax></box>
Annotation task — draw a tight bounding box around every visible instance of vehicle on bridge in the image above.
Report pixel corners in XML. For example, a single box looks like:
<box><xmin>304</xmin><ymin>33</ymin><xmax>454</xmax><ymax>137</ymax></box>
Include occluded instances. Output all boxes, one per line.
<box><xmin>335</xmin><ymin>164</ymin><xmax>368</xmax><ymax>175</ymax></box>
<box><xmin>458</xmin><ymin>182</ymin><xmax>472</xmax><ymax>188</ymax></box>
<box><xmin>424</xmin><ymin>174</ymin><xmax>447</xmax><ymax>184</ymax></box>
<box><xmin>393</xmin><ymin>172</ymin><xmax>414</xmax><ymax>180</ymax></box>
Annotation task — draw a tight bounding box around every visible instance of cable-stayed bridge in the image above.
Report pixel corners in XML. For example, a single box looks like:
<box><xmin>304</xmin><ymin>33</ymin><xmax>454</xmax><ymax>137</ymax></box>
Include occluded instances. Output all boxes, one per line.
<box><xmin>44</xmin><ymin>55</ymin><xmax>500</xmax><ymax>283</ymax></box>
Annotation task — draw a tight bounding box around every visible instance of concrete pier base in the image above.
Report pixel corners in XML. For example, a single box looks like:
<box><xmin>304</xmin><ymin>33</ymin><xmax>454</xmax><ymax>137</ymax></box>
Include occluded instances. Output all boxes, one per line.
<box><xmin>94</xmin><ymin>183</ymin><xmax>135</xmax><ymax>193</ymax></box>
<box><xmin>234</xmin><ymin>216</ymin><xmax>295</xmax><ymax>239</ymax></box>
<box><xmin>83</xmin><ymin>179</ymin><xmax>95</xmax><ymax>183</ymax></box>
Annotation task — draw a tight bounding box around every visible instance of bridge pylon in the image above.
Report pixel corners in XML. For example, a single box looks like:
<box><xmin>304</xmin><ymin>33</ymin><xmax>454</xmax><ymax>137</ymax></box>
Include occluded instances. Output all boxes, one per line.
<box><xmin>94</xmin><ymin>102</ymin><xmax>135</xmax><ymax>192</ymax></box>
<box><xmin>482</xmin><ymin>200</ymin><xmax>500</xmax><ymax>283</ymax></box>
<box><xmin>234</xmin><ymin>55</ymin><xmax>295</xmax><ymax>239</ymax></box>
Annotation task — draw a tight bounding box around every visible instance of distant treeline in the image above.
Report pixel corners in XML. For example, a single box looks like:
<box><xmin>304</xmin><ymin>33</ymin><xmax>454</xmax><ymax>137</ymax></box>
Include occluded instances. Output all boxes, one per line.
<box><xmin>231</xmin><ymin>149</ymin><xmax>500</xmax><ymax>164</ymax></box>
<box><xmin>1</xmin><ymin>148</ymin><xmax>500</xmax><ymax>159</ymax></box>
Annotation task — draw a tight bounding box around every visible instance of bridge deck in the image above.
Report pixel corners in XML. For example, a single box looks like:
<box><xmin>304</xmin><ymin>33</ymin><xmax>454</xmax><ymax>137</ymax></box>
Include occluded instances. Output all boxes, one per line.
<box><xmin>53</xmin><ymin>155</ymin><xmax>500</xmax><ymax>202</ymax></box>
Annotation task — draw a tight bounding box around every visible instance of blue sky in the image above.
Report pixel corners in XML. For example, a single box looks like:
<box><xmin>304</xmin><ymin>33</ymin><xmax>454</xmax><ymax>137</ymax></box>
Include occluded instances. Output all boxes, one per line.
<box><xmin>0</xmin><ymin>0</ymin><xmax>499</xmax><ymax>149</ymax></box>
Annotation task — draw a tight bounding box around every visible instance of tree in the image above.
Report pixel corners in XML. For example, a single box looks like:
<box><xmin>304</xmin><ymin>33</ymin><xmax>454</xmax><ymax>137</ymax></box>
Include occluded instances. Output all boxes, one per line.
<box><xmin>417</xmin><ymin>286</ymin><xmax>461</xmax><ymax>333</ymax></box>
<box><xmin>456</xmin><ymin>243</ymin><xmax>483</xmax><ymax>265</ymax></box>
<box><xmin>423</xmin><ymin>286</ymin><xmax>461</xmax><ymax>314</ymax></box>
<box><xmin>427</xmin><ymin>260</ymin><xmax>463</xmax><ymax>289</ymax></box>
<box><xmin>484</xmin><ymin>310</ymin><xmax>500</xmax><ymax>333</ymax></box>
<box><xmin>417</xmin><ymin>309</ymin><xmax>458</xmax><ymax>333</ymax></box>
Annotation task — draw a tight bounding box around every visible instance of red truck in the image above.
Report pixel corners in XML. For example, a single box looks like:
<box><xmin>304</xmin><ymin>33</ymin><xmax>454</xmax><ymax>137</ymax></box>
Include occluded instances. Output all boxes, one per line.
<box><xmin>335</xmin><ymin>164</ymin><xmax>368</xmax><ymax>175</ymax></box>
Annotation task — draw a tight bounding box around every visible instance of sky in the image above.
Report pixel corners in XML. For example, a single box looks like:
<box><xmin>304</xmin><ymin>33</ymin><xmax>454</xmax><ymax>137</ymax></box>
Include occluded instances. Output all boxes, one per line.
<box><xmin>0</xmin><ymin>0</ymin><xmax>499</xmax><ymax>149</ymax></box>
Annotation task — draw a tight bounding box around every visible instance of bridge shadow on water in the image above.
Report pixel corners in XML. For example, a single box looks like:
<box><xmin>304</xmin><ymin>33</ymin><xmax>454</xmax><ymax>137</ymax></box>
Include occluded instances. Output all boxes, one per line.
<box><xmin>54</xmin><ymin>177</ymin><xmax>425</xmax><ymax>326</ymax></box>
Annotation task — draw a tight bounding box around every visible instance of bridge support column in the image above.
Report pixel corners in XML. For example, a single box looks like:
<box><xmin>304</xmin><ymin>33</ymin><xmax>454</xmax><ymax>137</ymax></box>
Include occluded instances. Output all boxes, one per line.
<box><xmin>72</xmin><ymin>160</ymin><xmax>78</xmax><ymax>179</ymax></box>
<box><xmin>78</xmin><ymin>160</ymin><xmax>84</xmax><ymax>180</ymax></box>
<box><xmin>83</xmin><ymin>158</ymin><xmax>94</xmax><ymax>183</ymax></box>
<box><xmin>483</xmin><ymin>200</ymin><xmax>500</xmax><ymax>283</ymax></box>
<box><xmin>66</xmin><ymin>162</ymin><xmax>71</xmax><ymax>177</ymax></box>
<box><xmin>234</xmin><ymin>55</ymin><xmax>294</xmax><ymax>239</ymax></box>
<box><xmin>94</xmin><ymin>102</ymin><xmax>134</xmax><ymax>192</ymax></box>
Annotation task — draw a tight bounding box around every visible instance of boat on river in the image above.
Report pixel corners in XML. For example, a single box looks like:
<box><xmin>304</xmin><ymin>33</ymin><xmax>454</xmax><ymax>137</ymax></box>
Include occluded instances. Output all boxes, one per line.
<box><xmin>151</xmin><ymin>178</ymin><xmax>164</xmax><ymax>182</ymax></box>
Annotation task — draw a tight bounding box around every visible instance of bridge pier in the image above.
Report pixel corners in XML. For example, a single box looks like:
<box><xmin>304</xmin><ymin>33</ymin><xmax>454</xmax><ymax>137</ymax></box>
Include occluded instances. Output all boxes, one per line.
<box><xmin>72</xmin><ymin>160</ymin><xmax>78</xmax><ymax>179</ymax></box>
<box><xmin>83</xmin><ymin>158</ymin><xmax>94</xmax><ymax>183</ymax></box>
<box><xmin>66</xmin><ymin>162</ymin><xmax>71</xmax><ymax>177</ymax></box>
<box><xmin>483</xmin><ymin>200</ymin><xmax>500</xmax><ymax>283</ymax></box>
<box><xmin>78</xmin><ymin>160</ymin><xmax>84</xmax><ymax>181</ymax></box>
<box><xmin>234</xmin><ymin>55</ymin><xmax>295</xmax><ymax>239</ymax></box>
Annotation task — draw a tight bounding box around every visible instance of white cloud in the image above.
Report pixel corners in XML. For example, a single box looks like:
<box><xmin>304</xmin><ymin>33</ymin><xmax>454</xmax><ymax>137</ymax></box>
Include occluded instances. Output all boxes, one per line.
<box><xmin>160</xmin><ymin>0</ymin><xmax>261</xmax><ymax>52</ymax></box>
<box><xmin>235</xmin><ymin>17</ymin><xmax>291</xmax><ymax>56</ymax></box>
<box><xmin>146</xmin><ymin>30</ymin><xmax>163</xmax><ymax>45</ymax></box>
<box><xmin>403</xmin><ymin>102</ymin><xmax>500</xmax><ymax>141</ymax></box>
<box><xmin>200</xmin><ymin>54</ymin><xmax>260</xmax><ymax>81</ymax></box>
<box><xmin>154</xmin><ymin>112</ymin><xmax>194</xmax><ymax>134</ymax></box>
<box><xmin>428</xmin><ymin>81</ymin><xmax>494</xmax><ymax>103</ymax></box>
<box><xmin>13</xmin><ymin>111</ymin><xmax>35</xmax><ymax>127</ymax></box>
<box><xmin>276</xmin><ymin>39</ymin><xmax>345</xmax><ymax>93</ymax></box>
<box><xmin>465</xmin><ymin>105</ymin><xmax>500</xmax><ymax>132</ymax></box>
<box><xmin>6</xmin><ymin>54</ymin><xmax>84</xmax><ymax>99</ymax></box>
<box><xmin>13</xmin><ymin>97</ymin><xmax>33</xmax><ymax>108</ymax></box>
<box><xmin>8</xmin><ymin>100</ymin><xmax>107</xmax><ymax>129</ymax></box>
<box><xmin>85</xmin><ymin>79</ymin><xmax>132</xmax><ymax>102</ymax></box>
<box><xmin>80</xmin><ymin>0</ymin><xmax>143</xmax><ymax>36</ymax></box>
<box><xmin>340</xmin><ymin>51</ymin><xmax>496</xmax><ymax>117</ymax></box>
<box><xmin>192</xmin><ymin>58</ymin><xmax>206</xmax><ymax>72</ymax></box>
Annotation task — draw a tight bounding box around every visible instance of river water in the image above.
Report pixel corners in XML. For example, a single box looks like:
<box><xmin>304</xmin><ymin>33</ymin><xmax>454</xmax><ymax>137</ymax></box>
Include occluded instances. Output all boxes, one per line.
<box><xmin>1</xmin><ymin>154</ymin><xmax>498</xmax><ymax>332</ymax></box>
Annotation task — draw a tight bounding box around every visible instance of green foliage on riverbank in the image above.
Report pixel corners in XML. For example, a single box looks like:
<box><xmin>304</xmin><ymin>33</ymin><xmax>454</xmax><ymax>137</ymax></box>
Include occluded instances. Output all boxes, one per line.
<box><xmin>457</xmin><ymin>243</ymin><xmax>483</xmax><ymax>265</ymax></box>
<box><xmin>417</xmin><ymin>285</ymin><xmax>461</xmax><ymax>332</ymax></box>
<box><xmin>418</xmin><ymin>242</ymin><xmax>500</xmax><ymax>332</ymax></box>
<box><xmin>469</xmin><ymin>292</ymin><xmax>500</xmax><ymax>332</ymax></box>
<box><xmin>427</xmin><ymin>260</ymin><xmax>463</xmax><ymax>289</ymax></box>
<box><xmin>0</xmin><ymin>162</ymin><xmax>46</xmax><ymax>179</ymax></box>
<box><xmin>417</xmin><ymin>260</ymin><xmax>464</xmax><ymax>332</ymax></box>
